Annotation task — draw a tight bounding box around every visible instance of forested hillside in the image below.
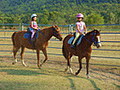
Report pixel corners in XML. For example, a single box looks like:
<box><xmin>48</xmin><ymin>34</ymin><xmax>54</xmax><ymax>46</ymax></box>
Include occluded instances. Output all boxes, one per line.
<box><xmin>0</xmin><ymin>0</ymin><xmax>120</xmax><ymax>25</ymax></box>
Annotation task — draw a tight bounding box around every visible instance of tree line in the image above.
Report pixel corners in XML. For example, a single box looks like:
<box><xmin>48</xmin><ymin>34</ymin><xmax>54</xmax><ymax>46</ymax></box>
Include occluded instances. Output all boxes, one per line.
<box><xmin>0</xmin><ymin>0</ymin><xmax>120</xmax><ymax>25</ymax></box>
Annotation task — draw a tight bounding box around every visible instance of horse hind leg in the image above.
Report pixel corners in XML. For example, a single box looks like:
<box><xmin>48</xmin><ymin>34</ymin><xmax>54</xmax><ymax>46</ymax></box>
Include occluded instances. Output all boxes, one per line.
<box><xmin>64</xmin><ymin>52</ymin><xmax>73</xmax><ymax>74</ymax></box>
<box><xmin>12</xmin><ymin>46</ymin><xmax>20</xmax><ymax>65</ymax></box>
<box><xmin>20</xmin><ymin>46</ymin><xmax>27</xmax><ymax>67</ymax></box>
<box><xmin>40</xmin><ymin>49</ymin><xmax>48</xmax><ymax>67</ymax></box>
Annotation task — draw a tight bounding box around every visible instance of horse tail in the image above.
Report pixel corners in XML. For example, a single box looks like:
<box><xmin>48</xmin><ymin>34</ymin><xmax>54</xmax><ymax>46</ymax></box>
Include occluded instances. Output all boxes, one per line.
<box><xmin>62</xmin><ymin>44</ymin><xmax>67</xmax><ymax>59</ymax></box>
<box><xmin>11</xmin><ymin>32</ymin><xmax>17</xmax><ymax>53</ymax></box>
<box><xmin>12</xmin><ymin>32</ymin><xmax>16</xmax><ymax>46</ymax></box>
<box><xmin>62</xmin><ymin>38</ymin><xmax>69</xmax><ymax>59</ymax></box>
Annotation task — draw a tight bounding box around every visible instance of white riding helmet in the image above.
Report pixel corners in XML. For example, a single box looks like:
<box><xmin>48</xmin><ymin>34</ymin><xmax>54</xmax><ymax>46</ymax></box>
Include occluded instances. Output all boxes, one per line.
<box><xmin>31</xmin><ymin>14</ymin><xmax>37</xmax><ymax>18</ymax></box>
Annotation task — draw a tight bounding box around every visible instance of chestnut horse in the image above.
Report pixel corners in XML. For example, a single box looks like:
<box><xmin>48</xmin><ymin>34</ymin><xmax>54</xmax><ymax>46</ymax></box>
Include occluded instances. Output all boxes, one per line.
<box><xmin>12</xmin><ymin>25</ymin><xmax>63</xmax><ymax>68</ymax></box>
<box><xmin>62</xmin><ymin>30</ymin><xmax>101</xmax><ymax>78</ymax></box>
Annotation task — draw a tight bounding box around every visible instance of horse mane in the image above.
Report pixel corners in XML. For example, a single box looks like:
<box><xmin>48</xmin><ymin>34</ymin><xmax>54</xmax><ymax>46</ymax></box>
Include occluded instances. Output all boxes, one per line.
<box><xmin>85</xmin><ymin>29</ymin><xmax>99</xmax><ymax>36</ymax></box>
<box><xmin>40</xmin><ymin>26</ymin><xmax>53</xmax><ymax>31</ymax></box>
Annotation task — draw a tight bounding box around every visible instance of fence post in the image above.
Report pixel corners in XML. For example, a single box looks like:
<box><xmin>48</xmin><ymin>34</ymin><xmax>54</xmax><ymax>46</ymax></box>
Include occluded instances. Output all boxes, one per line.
<box><xmin>71</xmin><ymin>24</ymin><xmax>73</xmax><ymax>34</ymax></box>
<box><xmin>68</xmin><ymin>25</ymin><xmax>71</xmax><ymax>34</ymax></box>
<box><xmin>22</xmin><ymin>23</ymin><xmax>24</xmax><ymax>31</ymax></box>
<box><xmin>68</xmin><ymin>24</ymin><xmax>74</xmax><ymax>34</ymax></box>
<box><xmin>19</xmin><ymin>23</ymin><xmax>21</xmax><ymax>31</ymax></box>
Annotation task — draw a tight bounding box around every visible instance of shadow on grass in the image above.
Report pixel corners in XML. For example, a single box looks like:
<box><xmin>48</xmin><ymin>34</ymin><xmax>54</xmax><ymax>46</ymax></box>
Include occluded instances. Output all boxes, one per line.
<box><xmin>92</xmin><ymin>68</ymin><xmax>120</xmax><ymax>77</ymax></box>
<box><xmin>90</xmin><ymin>68</ymin><xmax>120</xmax><ymax>82</ymax></box>
<box><xmin>113</xmin><ymin>83</ymin><xmax>120</xmax><ymax>88</ymax></box>
<box><xmin>64</xmin><ymin>75</ymin><xmax>100</xmax><ymax>90</ymax></box>
<box><xmin>64</xmin><ymin>76</ymin><xmax>76</xmax><ymax>90</ymax></box>
<box><xmin>80</xmin><ymin>77</ymin><xmax>100</xmax><ymax>90</ymax></box>
<box><xmin>0</xmin><ymin>69</ymin><xmax>48</xmax><ymax>76</ymax></box>
<box><xmin>38</xmin><ymin>68</ymin><xmax>76</xmax><ymax>90</ymax></box>
<box><xmin>0</xmin><ymin>81</ymin><xmax>31</xmax><ymax>90</ymax></box>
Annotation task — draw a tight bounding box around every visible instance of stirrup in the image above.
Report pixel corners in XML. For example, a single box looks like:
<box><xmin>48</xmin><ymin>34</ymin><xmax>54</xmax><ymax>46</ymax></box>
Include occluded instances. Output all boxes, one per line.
<box><xmin>71</xmin><ymin>45</ymin><xmax>75</xmax><ymax>48</ymax></box>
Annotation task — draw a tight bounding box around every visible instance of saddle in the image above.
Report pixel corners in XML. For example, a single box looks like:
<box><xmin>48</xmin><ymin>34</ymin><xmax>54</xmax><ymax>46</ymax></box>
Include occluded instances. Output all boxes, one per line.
<box><xmin>24</xmin><ymin>28</ymin><xmax>39</xmax><ymax>47</ymax></box>
<box><xmin>68</xmin><ymin>34</ymin><xmax>84</xmax><ymax>46</ymax></box>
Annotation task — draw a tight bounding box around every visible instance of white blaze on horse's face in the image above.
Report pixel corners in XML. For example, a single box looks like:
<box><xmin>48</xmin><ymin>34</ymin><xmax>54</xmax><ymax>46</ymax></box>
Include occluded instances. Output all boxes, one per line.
<box><xmin>97</xmin><ymin>36</ymin><xmax>101</xmax><ymax>48</ymax></box>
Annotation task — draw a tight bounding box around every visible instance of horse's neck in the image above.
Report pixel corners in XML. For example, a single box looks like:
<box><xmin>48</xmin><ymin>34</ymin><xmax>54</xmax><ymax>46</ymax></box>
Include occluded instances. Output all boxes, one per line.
<box><xmin>40</xmin><ymin>27</ymin><xmax>53</xmax><ymax>42</ymax></box>
<box><xmin>83</xmin><ymin>34</ymin><xmax>93</xmax><ymax>47</ymax></box>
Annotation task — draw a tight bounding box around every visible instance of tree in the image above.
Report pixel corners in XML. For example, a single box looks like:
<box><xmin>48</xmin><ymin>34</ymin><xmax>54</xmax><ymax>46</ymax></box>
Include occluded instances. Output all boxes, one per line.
<box><xmin>40</xmin><ymin>9</ymin><xmax>49</xmax><ymax>24</ymax></box>
<box><xmin>104</xmin><ymin>12</ymin><xmax>116</xmax><ymax>24</ymax></box>
<box><xmin>116</xmin><ymin>12</ymin><xmax>120</xmax><ymax>24</ymax></box>
<box><xmin>86</xmin><ymin>13</ymin><xmax>104</xmax><ymax>24</ymax></box>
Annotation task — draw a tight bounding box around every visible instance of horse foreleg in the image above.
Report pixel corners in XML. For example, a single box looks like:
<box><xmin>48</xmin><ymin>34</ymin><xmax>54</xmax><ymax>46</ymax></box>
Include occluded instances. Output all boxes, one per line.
<box><xmin>86</xmin><ymin>56</ymin><xmax>90</xmax><ymax>78</ymax></box>
<box><xmin>12</xmin><ymin>47</ymin><xmax>19</xmax><ymax>65</ymax></box>
<box><xmin>20</xmin><ymin>46</ymin><xmax>27</xmax><ymax>67</ymax></box>
<box><xmin>36</xmin><ymin>49</ymin><xmax>40</xmax><ymax>68</ymax></box>
<box><xmin>40</xmin><ymin>49</ymin><xmax>48</xmax><ymax>67</ymax></box>
<box><xmin>75</xmin><ymin>57</ymin><xmax>82</xmax><ymax>75</ymax></box>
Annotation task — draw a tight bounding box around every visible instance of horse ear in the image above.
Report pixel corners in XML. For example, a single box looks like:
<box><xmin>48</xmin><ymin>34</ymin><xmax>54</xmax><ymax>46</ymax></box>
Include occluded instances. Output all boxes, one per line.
<box><xmin>55</xmin><ymin>25</ymin><xmax>58</xmax><ymax>27</ymax></box>
<box><xmin>52</xmin><ymin>26</ymin><xmax>55</xmax><ymax>28</ymax></box>
<box><xmin>94</xmin><ymin>30</ymin><xmax>96</xmax><ymax>33</ymax></box>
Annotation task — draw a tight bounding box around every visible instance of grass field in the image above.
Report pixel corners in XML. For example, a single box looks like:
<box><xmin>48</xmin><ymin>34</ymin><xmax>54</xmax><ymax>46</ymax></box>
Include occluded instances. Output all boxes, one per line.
<box><xmin>0</xmin><ymin>29</ymin><xmax>120</xmax><ymax>90</ymax></box>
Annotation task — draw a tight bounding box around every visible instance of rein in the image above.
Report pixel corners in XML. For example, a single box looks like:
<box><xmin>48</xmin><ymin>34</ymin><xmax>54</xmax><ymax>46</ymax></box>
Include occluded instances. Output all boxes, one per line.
<box><xmin>83</xmin><ymin>32</ymin><xmax>100</xmax><ymax>44</ymax></box>
<box><xmin>53</xmin><ymin>27</ymin><xmax>59</xmax><ymax>36</ymax></box>
<box><xmin>38</xmin><ymin>29</ymin><xmax>45</xmax><ymax>37</ymax></box>
<box><xmin>38</xmin><ymin>27</ymin><xmax>59</xmax><ymax>37</ymax></box>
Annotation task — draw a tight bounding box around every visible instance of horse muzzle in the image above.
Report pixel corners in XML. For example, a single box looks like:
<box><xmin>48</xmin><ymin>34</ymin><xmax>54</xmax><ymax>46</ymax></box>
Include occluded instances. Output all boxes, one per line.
<box><xmin>96</xmin><ymin>42</ymin><xmax>102</xmax><ymax>48</ymax></box>
<box><xmin>59</xmin><ymin>37</ymin><xmax>63</xmax><ymax>41</ymax></box>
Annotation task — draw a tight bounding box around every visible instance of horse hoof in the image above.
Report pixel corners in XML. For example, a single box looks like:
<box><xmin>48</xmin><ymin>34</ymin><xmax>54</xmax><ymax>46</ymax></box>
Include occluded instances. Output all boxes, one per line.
<box><xmin>40</xmin><ymin>64</ymin><xmax>42</xmax><ymax>67</ymax></box>
<box><xmin>22</xmin><ymin>64</ymin><xmax>27</xmax><ymax>67</ymax></box>
<box><xmin>39</xmin><ymin>67</ymin><xmax>41</xmax><ymax>69</ymax></box>
<box><xmin>75</xmin><ymin>72</ymin><xmax>78</xmax><ymax>76</ymax></box>
<box><xmin>70</xmin><ymin>73</ymin><xmax>74</xmax><ymax>75</ymax></box>
<box><xmin>12</xmin><ymin>62</ymin><xmax>15</xmax><ymax>65</ymax></box>
<box><xmin>86</xmin><ymin>74</ymin><xmax>90</xmax><ymax>78</ymax></box>
<box><xmin>64</xmin><ymin>69</ymin><xmax>67</xmax><ymax>73</ymax></box>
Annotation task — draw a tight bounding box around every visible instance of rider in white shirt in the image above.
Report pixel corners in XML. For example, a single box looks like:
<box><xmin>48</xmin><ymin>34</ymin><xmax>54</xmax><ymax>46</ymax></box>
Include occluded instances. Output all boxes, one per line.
<box><xmin>71</xmin><ymin>13</ymin><xmax>87</xmax><ymax>48</ymax></box>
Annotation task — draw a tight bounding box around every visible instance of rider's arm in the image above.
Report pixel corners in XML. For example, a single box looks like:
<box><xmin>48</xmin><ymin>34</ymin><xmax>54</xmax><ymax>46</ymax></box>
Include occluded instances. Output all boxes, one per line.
<box><xmin>84</xmin><ymin>24</ymin><xmax>87</xmax><ymax>34</ymax></box>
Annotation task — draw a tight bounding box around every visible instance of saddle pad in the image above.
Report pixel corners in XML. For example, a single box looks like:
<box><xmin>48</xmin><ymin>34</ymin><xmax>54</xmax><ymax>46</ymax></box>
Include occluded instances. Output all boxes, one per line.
<box><xmin>68</xmin><ymin>35</ymin><xmax>84</xmax><ymax>45</ymax></box>
<box><xmin>24</xmin><ymin>31</ymin><xmax>39</xmax><ymax>46</ymax></box>
<box><xmin>24</xmin><ymin>32</ymin><xmax>31</xmax><ymax>39</ymax></box>
<box><xmin>24</xmin><ymin>31</ymin><xmax>39</xmax><ymax>40</ymax></box>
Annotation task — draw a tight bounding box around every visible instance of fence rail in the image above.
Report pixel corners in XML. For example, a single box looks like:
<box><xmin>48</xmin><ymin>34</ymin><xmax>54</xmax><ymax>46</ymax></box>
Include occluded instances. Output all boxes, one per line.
<box><xmin>0</xmin><ymin>23</ymin><xmax>120</xmax><ymax>60</ymax></box>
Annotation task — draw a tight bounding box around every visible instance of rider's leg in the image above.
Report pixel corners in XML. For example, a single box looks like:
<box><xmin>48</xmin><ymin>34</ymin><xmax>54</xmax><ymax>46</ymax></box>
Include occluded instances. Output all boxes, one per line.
<box><xmin>31</xmin><ymin>30</ymin><xmax>35</xmax><ymax>39</ymax></box>
<box><xmin>71</xmin><ymin>32</ymin><xmax>80</xmax><ymax>47</ymax></box>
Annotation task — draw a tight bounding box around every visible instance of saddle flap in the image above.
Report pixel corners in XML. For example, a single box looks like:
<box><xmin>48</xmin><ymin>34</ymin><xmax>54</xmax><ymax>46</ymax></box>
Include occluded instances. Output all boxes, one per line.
<box><xmin>24</xmin><ymin>30</ymin><xmax>39</xmax><ymax>46</ymax></box>
<box><xmin>68</xmin><ymin>35</ymin><xmax>84</xmax><ymax>45</ymax></box>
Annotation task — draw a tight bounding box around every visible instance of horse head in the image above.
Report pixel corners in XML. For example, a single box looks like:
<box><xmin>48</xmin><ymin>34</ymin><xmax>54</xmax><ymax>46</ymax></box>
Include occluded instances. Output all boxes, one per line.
<box><xmin>91</xmin><ymin>29</ymin><xmax>102</xmax><ymax>48</ymax></box>
<box><xmin>52</xmin><ymin>25</ymin><xmax>63</xmax><ymax>41</ymax></box>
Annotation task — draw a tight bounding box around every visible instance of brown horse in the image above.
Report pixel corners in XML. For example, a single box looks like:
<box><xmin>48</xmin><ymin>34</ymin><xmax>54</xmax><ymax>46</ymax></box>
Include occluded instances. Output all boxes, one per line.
<box><xmin>62</xmin><ymin>30</ymin><xmax>101</xmax><ymax>78</ymax></box>
<box><xmin>12</xmin><ymin>25</ymin><xmax>63</xmax><ymax>68</ymax></box>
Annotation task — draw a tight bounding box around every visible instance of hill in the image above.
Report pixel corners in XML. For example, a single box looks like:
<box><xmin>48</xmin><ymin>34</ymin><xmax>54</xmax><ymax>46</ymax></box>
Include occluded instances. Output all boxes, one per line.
<box><xmin>0</xmin><ymin>0</ymin><xmax>120</xmax><ymax>24</ymax></box>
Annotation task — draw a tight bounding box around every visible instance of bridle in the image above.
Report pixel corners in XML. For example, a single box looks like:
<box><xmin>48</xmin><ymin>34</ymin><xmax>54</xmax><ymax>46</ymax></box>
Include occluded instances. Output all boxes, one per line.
<box><xmin>53</xmin><ymin>27</ymin><xmax>60</xmax><ymax>37</ymax></box>
<box><xmin>38</xmin><ymin>27</ymin><xmax>60</xmax><ymax>37</ymax></box>
<box><xmin>83</xmin><ymin>32</ymin><xmax>101</xmax><ymax>46</ymax></box>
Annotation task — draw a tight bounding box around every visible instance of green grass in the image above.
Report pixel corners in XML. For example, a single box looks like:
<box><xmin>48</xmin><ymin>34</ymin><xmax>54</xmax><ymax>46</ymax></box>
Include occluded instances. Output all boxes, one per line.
<box><xmin>0</xmin><ymin>61</ymin><xmax>120</xmax><ymax>90</ymax></box>
<box><xmin>0</xmin><ymin>30</ymin><xmax>120</xmax><ymax>90</ymax></box>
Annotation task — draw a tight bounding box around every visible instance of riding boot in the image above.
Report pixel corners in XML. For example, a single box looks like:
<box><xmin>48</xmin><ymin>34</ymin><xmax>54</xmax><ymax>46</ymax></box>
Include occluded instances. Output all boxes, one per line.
<box><xmin>71</xmin><ymin>44</ymin><xmax>75</xmax><ymax>48</ymax></box>
<box><xmin>71</xmin><ymin>32</ymin><xmax>80</xmax><ymax>48</ymax></box>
